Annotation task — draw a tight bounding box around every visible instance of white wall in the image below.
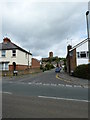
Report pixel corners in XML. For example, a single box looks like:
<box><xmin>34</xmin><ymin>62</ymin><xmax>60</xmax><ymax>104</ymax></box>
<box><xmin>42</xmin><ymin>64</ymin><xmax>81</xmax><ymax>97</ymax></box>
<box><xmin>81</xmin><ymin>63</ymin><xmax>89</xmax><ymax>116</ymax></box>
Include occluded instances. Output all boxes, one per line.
<box><xmin>0</xmin><ymin>49</ymin><xmax>32</xmax><ymax>66</ymax></box>
<box><xmin>76</xmin><ymin>41</ymin><xmax>89</xmax><ymax>66</ymax></box>
<box><xmin>0</xmin><ymin>50</ymin><xmax>16</xmax><ymax>64</ymax></box>
<box><xmin>17</xmin><ymin>50</ymin><xmax>32</xmax><ymax>66</ymax></box>
<box><xmin>76</xmin><ymin>41</ymin><xmax>88</xmax><ymax>52</ymax></box>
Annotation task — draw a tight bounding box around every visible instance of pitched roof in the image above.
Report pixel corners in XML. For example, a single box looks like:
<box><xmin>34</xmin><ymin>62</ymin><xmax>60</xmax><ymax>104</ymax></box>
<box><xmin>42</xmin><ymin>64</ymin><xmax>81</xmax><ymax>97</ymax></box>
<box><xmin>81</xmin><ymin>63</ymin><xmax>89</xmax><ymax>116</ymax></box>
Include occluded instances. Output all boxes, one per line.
<box><xmin>0</xmin><ymin>38</ymin><xmax>32</xmax><ymax>55</ymax></box>
<box><xmin>69</xmin><ymin>38</ymin><xmax>88</xmax><ymax>52</ymax></box>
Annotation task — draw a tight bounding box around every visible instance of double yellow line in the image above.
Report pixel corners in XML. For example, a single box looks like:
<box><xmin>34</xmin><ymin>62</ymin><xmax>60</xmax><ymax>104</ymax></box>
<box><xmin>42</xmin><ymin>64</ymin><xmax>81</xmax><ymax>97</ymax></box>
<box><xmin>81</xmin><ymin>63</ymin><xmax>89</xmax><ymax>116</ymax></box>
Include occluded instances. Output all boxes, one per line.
<box><xmin>56</xmin><ymin>73</ymin><xmax>72</xmax><ymax>83</ymax></box>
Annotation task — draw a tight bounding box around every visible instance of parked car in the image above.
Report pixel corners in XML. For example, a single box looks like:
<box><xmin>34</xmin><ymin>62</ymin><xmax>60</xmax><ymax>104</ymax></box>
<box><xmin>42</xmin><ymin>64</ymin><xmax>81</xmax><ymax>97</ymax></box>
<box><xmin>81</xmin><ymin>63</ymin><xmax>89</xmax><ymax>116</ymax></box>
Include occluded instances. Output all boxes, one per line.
<box><xmin>55</xmin><ymin>67</ymin><xmax>61</xmax><ymax>73</ymax></box>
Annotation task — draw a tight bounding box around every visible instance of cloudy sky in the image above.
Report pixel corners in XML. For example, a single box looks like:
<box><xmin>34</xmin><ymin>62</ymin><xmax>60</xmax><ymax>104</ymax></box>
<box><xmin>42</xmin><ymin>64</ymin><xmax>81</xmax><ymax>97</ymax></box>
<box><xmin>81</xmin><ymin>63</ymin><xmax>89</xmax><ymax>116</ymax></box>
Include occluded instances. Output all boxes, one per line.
<box><xmin>0</xmin><ymin>0</ymin><xmax>89</xmax><ymax>59</ymax></box>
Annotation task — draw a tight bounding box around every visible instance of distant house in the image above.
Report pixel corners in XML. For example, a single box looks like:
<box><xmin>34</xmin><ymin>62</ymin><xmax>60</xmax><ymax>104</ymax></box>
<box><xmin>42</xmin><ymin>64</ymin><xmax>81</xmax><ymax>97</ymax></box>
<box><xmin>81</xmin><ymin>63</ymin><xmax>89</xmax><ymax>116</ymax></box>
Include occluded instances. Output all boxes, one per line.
<box><xmin>0</xmin><ymin>38</ymin><xmax>32</xmax><ymax>71</ymax></box>
<box><xmin>66</xmin><ymin>39</ymin><xmax>89</xmax><ymax>74</ymax></box>
<box><xmin>42</xmin><ymin>51</ymin><xmax>54</xmax><ymax>62</ymax></box>
<box><xmin>31</xmin><ymin>58</ymin><xmax>40</xmax><ymax>68</ymax></box>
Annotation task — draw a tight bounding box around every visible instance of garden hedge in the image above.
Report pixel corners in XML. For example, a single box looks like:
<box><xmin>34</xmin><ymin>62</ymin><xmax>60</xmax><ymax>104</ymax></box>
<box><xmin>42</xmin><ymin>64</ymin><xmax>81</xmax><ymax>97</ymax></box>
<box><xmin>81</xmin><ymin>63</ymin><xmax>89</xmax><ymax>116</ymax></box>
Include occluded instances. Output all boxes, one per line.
<box><xmin>73</xmin><ymin>64</ymin><xmax>90</xmax><ymax>80</ymax></box>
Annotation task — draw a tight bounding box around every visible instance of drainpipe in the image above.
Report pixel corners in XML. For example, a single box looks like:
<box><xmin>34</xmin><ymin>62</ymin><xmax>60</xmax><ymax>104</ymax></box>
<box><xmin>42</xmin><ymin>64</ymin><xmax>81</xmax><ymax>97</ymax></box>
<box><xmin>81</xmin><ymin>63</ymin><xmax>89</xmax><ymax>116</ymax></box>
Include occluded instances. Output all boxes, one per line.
<box><xmin>28</xmin><ymin>50</ymin><xmax>30</xmax><ymax>69</ymax></box>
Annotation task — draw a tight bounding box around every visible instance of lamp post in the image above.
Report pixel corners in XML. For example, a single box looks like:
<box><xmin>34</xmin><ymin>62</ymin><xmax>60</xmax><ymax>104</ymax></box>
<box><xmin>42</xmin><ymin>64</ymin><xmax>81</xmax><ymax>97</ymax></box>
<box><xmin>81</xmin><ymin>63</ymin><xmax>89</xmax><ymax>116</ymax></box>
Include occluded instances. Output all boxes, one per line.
<box><xmin>86</xmin><ymin>11</ymin><xmax>90</xmax><ymax>63</ymax></box>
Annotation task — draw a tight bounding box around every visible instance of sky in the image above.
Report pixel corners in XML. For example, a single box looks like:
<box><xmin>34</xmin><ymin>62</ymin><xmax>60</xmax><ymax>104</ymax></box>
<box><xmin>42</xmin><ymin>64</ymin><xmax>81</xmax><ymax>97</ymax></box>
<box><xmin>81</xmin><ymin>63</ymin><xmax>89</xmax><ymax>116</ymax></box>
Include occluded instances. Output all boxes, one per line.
<box><xmin>0</xmin><ymin>0</ymin><xmax>89</xmax><ymax>60</ymax></box>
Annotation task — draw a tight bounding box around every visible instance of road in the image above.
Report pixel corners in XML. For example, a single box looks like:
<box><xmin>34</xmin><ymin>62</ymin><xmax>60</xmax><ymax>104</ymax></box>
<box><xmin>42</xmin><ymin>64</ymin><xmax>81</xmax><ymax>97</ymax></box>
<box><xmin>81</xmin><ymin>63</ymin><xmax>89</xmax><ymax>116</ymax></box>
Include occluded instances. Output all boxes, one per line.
<box><xmin>2</xmin><ymin>70</ymin><xmax>89</xmax><ymax>118</ymax></box>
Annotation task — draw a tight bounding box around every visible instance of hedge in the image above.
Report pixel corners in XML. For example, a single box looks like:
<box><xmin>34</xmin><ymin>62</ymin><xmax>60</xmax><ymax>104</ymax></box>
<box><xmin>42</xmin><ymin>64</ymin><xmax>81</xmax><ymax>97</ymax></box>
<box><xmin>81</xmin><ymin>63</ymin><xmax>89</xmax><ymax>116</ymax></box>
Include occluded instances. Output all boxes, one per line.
<box><xmin>73</xmin><ymin>64</ymin><xmax>90</xmax><ymax>80</ymax></box>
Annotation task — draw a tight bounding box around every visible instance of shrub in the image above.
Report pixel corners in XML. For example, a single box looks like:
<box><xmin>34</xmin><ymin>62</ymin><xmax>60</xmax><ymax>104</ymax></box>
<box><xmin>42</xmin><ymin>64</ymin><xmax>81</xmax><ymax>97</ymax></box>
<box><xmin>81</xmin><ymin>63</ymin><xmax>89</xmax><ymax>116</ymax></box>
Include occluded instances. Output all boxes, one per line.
<box><xmin>45</xmin><ymin>63</ymin><xmax>55</xmax><ymax>70</ymax></box>
<box><xmin>40</xmin><ymin>65</ymin><xmax>43</xmax><ymax>69</ymax></box>
<box><xmin>73</xmin><ymin>64</ymin><xmax>90</xmax><ymax>80</ymax></box>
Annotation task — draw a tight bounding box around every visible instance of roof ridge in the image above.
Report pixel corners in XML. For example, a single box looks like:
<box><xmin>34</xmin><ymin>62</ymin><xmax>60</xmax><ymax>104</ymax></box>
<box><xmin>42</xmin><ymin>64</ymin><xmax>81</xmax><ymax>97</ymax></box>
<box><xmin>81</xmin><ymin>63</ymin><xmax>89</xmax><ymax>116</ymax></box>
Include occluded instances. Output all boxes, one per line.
<box><xmin>11</xmin><ymin>42</ymin><xmax>32</xmax><ymax>55</ymax></box>
<box><xmin>69</xmin><ymin>38</ymin><xmax>88</xmax><ymax>51</ymax></box>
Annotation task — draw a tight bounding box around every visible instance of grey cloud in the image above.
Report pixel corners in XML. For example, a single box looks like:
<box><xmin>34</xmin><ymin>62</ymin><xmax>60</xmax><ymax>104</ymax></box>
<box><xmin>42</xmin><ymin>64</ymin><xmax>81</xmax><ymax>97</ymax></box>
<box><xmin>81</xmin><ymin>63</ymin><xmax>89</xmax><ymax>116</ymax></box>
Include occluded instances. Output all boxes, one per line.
<box><xmin>2</xmin><ymin>2</ymin><xmax>88</xmax><ymax>59</ymax></box>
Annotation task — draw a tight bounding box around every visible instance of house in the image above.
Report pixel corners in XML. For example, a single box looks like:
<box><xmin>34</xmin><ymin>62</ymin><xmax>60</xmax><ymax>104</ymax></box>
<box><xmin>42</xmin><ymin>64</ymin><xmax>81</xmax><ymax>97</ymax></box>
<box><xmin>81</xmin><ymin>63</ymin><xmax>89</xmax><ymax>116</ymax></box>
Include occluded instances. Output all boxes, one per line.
<box><xmin>0</xmin><ymin>37</ymin><xmax>32</xmax><ymax>71</ymax></box>
<box><xmin>31</xmin><ymin>58</ymin><xmax>40</xmax><ymax>68</ymax></box>
<box><xmin>42</xmin><ymin>52</ymin><xmax>54</xmax><ymax>62</ymax></box>
<box><xmin>66</xmin><ymin>38</ymin><xmax>89</xmax><ymax>74</ymax></box>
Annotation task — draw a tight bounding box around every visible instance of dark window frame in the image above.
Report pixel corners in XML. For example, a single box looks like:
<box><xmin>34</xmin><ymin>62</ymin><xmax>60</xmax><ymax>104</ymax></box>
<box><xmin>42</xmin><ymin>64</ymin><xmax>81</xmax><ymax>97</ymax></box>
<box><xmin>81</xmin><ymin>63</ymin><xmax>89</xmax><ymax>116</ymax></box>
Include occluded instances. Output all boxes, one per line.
<box><xmin>12</xmin><ymin>49</ymin><xmax>16</xmax><ymax>57</ymax></box>
<box><xmin>2</xmin><ymin>50</ymin><xmax>6</xmax><ymax>57</ymax></box>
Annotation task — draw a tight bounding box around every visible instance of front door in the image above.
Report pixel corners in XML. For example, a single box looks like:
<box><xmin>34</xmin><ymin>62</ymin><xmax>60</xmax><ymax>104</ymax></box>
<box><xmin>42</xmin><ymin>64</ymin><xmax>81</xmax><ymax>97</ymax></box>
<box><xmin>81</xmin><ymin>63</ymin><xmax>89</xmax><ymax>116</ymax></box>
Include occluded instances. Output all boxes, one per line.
<box><xmin>13</xmin><ymin>62</ymin><xmax>16</xmax><ymax>71</ymax></box>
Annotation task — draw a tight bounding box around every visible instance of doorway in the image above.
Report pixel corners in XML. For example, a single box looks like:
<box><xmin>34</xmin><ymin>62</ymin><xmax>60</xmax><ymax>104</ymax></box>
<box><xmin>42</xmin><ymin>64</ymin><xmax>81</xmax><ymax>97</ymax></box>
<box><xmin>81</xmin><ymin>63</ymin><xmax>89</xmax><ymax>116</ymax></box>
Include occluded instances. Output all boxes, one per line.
<box><xmin>13</xmin><ymin>62</ymin><xmax>16</xmax><ymax>71</ymax></box>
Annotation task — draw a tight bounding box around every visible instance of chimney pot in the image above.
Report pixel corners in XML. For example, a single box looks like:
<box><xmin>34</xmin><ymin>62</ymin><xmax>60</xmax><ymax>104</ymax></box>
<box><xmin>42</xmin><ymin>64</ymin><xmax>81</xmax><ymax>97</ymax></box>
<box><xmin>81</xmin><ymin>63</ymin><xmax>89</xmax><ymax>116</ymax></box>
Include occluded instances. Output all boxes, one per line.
<box><xmin>3</xmin><ymin>38</ymin><xmax>11</xmax><ymax>43</ymax></box>
<box><xmin>67</xmin><ymin>45</ymin><xmax>72</xmax><ymax>54</ymax></box>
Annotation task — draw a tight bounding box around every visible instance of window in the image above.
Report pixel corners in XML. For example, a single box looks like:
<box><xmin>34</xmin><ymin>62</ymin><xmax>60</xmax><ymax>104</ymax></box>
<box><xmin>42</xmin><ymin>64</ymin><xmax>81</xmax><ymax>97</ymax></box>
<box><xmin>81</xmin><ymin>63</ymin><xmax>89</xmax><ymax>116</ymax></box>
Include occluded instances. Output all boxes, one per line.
<box><xmin>2</xmin><ymin>50</ymin><xmax>6</xmax><ymax>57</ymax></box>
<box><xmin>0</xmin><ymin>62</ymin><xmax>9</xmax><ymax>71</ymax></box>
<box><xmin>5</xmin><ymin>63</ymin><xmax>9</xmax><ymax>70</ymax></box>
<box><xmin>77</xmin><ymin>52</ymin><xmax>80</xmax><ymax>58</ymax></box>
<box><xmin>80</xmin><ymin>51</ymin><xmax>86</xmax><ymax>58</ymax></box>
<box><xmin>87</xmin><ymin>51</ymin><xmax>89</xmax><ymax>58</ymax></box>
<box><xmin>77</xmin><ymin>51</ymin><xmax>88</xmax><ymax>58</ymax></box>
<box><xmin>12</xmin><ymin>50</ymin><xmax>16</xmax><ymax>57</ymax></box>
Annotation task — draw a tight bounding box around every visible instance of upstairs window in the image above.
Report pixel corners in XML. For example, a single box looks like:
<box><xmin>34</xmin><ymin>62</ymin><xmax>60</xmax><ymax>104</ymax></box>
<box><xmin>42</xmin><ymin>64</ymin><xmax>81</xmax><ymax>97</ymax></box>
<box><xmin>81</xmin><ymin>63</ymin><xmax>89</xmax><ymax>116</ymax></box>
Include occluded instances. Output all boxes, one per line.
<box><xmin>2</xmin><ymin>50</ymin><xmax>6</xmax><ymax>57</ymax></box>
<box><xmin>12</xmin><ymin>50</ymin><xmax>16</xmax><ymax>57</ymax></box>
<box><xmin>77</xmin><ymin>52</ymin><xmax>80</xmax><ymax>58</ymax></box>
<box><xmin>80</xmin><ymin>51</ymin><xmax>86</xmax><ymax>58</ymax></box>
<box><xmin>77</xmin><ymin>51</ymin><xmax>87</xmax><ymax>58</ymax></box>
<box><xmin>87</xmin><ymin>51</ymin><xmax>89</xmax><ymax>58</ymax></box>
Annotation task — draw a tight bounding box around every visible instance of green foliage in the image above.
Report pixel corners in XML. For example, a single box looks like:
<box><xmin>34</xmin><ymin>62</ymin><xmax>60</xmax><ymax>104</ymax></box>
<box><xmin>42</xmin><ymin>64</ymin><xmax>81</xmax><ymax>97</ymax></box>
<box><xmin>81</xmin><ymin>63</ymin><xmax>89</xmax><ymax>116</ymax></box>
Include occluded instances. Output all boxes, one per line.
<box><xmin>40</xmin><ymin>65</ymin><xmax>43</xmax><ymax>69</ymax></box>
<box><xmin>73</xmin><ymin>64</ymin><xmax>90</xmax><ymax>80</ymax></box>
<box><xmin>64</xmin><ymin>65</ymin><xmax>67</xmax><ymax>72</ymax></box>
<box><xmin>42</xmin><ymin>57</ymin><xmax>66</xmax><ymax>63</ymax></box>
<box><xmin>45</xmin><ymin>63</ymin><xmax>55</xmax><ymax>70</ymax></box>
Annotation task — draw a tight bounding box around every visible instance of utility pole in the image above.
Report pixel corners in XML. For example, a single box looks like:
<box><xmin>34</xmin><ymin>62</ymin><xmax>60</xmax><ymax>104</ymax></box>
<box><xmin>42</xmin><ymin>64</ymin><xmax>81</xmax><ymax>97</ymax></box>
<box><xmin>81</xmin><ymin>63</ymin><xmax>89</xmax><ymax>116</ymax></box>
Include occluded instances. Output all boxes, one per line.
<box><xmin>28</xmin><ymin>50</ymin><xmax>30</xmax><ymax>69</ymax></box>
<box><xmin>86</xmin><ymin>11</ymin><xmax>90</xmax><ymax>63</ymax></box>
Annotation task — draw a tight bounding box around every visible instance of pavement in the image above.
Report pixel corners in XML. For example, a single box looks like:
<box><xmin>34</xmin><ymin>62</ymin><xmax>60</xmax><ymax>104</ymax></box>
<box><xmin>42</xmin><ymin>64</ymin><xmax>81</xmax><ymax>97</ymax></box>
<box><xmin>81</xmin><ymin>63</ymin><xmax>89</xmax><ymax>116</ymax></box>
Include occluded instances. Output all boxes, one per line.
<box><xmin>57</xmin><ymin>71</ymin><xmax>89</xmax><ymax>88</ymax></box>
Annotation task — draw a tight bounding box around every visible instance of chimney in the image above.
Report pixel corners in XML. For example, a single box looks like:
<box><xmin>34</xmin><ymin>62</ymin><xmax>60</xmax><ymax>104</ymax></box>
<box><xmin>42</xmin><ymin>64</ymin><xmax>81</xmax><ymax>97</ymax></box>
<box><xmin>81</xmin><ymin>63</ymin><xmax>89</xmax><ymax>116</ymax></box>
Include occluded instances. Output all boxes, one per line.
<box><xmin>3</xmin><ymin>38</ymin><xmax>11</xmax><ymax>43</ymax></box>
<box><xmin>67</xmin><ymin>45</ymin><xmax>72</xmax><ymax>54</ymax></box>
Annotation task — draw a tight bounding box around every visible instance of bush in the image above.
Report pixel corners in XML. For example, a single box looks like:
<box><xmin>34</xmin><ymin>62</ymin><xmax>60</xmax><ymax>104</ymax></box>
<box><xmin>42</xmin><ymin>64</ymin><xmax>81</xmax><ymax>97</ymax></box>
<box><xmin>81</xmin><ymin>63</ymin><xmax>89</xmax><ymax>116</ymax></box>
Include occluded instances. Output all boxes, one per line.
<box><xmin>45</xmin><ymin>63</ymin><xmax>55</xmax><ymax>70</ymax></box>
<box><xmin>73</xmin><ymin>64</ymin><xmax>90</xmax><ymax>80</ymax></box>
<box><xmin>40</xmin><ymin>65</ymin><xmax>43</xmax><ymax>69</ymax></box>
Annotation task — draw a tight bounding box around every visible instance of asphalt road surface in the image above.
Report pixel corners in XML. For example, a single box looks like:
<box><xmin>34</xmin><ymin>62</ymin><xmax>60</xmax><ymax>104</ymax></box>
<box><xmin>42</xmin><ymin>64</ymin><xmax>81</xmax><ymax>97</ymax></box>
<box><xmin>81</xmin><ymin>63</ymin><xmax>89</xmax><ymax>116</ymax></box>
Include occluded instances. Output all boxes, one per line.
<box><xmin>2</xmin><ymin>70</ymin><xmax>89</xmax><ymax>118</ymax></box>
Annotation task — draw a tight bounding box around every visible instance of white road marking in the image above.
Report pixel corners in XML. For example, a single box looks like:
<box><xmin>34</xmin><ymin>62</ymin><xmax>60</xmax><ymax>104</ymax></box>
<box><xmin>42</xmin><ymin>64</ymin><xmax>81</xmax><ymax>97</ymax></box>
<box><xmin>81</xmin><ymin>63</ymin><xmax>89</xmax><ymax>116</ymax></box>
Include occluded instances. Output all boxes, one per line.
<box><xmin>65</xmin><ymin>84</ymin><xmax>72</xmax><ymax>87</ymax></box>
<box><xmin>38</xmin><ymin>96</ymin><xmax>89</xmax><ymax>103</ymax></box>
<box><xmin>84</xmin><ymin>86</ymin><xmax>88</xmax><ymax>88</ymax></box>
<box><xmin>58</xmin><ymin>84</ymin><xmax>64</xmax><ymax>87</ymax></box>
<box><xmin>7</xmin><ymin>81</ymin><xmax>88</xmax><ymax>88</ymax></box>
<box><xmin>74</xmin><ymin>85</ymin><xmax>82</xmax><ymax>88</ymax></box>
<box><xmin>2</xmin><ymin>92</ymin><xmax>12</xmax><ymax>94</ymax></box>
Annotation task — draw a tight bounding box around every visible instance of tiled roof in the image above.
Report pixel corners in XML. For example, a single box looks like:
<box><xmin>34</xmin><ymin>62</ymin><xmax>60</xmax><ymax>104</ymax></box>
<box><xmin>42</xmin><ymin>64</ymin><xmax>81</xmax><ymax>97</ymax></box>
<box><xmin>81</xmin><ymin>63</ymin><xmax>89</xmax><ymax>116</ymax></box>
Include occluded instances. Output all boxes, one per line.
<box><xmin>0</xmin><ymin>39</ymin><xmax>32</xmax><ymax>55</ymax></box>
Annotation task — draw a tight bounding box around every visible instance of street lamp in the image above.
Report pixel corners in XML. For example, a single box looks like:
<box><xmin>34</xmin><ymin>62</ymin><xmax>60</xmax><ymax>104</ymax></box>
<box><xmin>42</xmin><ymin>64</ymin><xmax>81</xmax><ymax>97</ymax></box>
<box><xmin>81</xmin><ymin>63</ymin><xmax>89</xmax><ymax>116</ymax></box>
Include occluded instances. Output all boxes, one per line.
<box><xmin>86</xmin><ymin>11</ymin><xmax>90</xmax><ymax>63</ymax></box>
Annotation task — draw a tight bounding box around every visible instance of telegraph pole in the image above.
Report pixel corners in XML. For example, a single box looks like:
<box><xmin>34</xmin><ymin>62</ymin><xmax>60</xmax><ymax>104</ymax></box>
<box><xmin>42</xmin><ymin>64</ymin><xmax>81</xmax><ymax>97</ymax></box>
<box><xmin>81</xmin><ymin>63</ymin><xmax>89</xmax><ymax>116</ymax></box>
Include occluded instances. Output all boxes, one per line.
<box><xmin>86</xmin><ymin>11</ymin><xmax>90</xmax><ymax>63</ymax></box>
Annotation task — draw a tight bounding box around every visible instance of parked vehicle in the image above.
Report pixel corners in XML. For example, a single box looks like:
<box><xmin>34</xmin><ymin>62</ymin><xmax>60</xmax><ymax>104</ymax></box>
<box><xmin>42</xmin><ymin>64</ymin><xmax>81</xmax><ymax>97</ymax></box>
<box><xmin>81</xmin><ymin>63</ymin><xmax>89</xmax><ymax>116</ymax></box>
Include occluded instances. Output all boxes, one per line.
<box><xmin>55</xmin><ymin>67</ymin><xmax>61</xmax><ymax>73</ymax></box>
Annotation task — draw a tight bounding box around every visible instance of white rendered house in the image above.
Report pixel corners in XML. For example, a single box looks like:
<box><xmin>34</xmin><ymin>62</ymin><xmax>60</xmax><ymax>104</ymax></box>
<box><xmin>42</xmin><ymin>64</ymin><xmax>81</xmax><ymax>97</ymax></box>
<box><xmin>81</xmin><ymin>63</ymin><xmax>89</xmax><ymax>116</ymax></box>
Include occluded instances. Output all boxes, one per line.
<box><xmin>66</xmin><ymin>39</ymin><xmax>89</xmax><ymax>73</ymax></box>
<box><xmin>0</xmin><ymin>38</ymin><xmax>32</xmax><ymax>71</ymax></box>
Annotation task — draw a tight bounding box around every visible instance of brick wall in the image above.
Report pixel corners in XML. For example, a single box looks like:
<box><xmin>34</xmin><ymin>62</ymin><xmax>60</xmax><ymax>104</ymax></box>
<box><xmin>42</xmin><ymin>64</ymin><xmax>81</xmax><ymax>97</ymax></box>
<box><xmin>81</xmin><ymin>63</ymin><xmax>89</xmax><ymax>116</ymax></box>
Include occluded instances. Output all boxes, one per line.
<box><xmin>9</xmin><ymin>65</ymin><xmax>28</xmax><ymax>71</ymax></box>
<box><xmin>1</xmin><ymin>68</ymin><xmax>41</xmax><ymax>76</ymax></box>
<box><xmin>70</xmin><ymin>48</ymin><xmax>77</xmax><ymax>72</ymax></box>
<box><xmin>31</xmin><ymin>58</ymin><xmax>40</xmax><ymax>68</ymax></box>
<box><xmin>66</xmin><ymin>48</ymin><xmax>77</xmax><ymax>74</ymax></box>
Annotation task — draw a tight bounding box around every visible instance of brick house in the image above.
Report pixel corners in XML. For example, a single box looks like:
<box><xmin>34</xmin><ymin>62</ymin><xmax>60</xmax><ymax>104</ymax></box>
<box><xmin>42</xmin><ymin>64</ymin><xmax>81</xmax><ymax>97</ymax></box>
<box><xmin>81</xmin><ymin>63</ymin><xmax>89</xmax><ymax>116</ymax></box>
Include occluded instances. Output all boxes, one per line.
<box><xmin>42</xmin><ymin>52</ymin><xmax>54</xmax><ymax>62</ymax></box>
<box><xmin>66</xmin><ymin>39</ymin><xmax>89</xmax><ymax>74</ymax></box>
<box><xmin>0</xmin><ymin>38</ymin><xmax>32</xmax><ymax>71</ymax></box>
<box><xmin>31</xmin><ymin>58</ymin><xmax>40</xmax><ymax>68</ymax></box>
